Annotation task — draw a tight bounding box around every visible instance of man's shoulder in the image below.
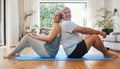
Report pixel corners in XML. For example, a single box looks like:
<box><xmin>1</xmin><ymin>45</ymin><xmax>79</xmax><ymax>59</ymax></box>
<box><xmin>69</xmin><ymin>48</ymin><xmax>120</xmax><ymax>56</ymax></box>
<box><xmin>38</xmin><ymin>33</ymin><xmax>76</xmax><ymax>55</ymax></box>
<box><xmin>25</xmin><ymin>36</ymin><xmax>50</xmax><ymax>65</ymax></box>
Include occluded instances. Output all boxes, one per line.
<box><xmin>62</xmin><ymin>20</ymin><xmax>72</xmax><ymax>23</ymax></box>
<box><xmin>61</xmin><ymin>20</ymin><xmax>74</xmax><ymax>25</ymax></box>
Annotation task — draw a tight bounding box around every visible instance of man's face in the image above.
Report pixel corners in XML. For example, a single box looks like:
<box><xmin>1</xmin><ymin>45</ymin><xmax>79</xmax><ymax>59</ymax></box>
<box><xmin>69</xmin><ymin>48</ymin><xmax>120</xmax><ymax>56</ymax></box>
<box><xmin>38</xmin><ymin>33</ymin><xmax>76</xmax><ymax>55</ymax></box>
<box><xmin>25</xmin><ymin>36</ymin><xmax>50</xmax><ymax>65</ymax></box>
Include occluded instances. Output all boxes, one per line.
<box><xmin>62</xmin><ymin>8</ymin><xmax>71</xmax><ymax>20</ymax></box>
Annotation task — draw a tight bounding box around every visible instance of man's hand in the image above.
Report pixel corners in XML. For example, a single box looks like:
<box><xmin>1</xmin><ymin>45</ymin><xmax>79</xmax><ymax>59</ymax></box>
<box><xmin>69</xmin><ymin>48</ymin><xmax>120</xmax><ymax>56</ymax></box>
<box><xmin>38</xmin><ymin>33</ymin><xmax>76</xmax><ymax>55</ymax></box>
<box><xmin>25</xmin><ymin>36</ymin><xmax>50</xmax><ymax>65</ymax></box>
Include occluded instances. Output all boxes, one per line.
<box><xmin>99</xmin><ymin>32</ymin><xmax>107</xmax><ymax>38</ymax></box>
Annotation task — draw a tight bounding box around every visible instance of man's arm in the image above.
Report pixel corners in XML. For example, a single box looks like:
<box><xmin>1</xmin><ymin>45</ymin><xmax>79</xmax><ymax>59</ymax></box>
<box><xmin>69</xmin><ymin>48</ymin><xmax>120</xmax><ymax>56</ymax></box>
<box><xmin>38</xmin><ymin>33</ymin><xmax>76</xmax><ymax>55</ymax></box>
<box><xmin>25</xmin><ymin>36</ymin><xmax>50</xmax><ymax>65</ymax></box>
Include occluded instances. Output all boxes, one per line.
<box><xmin>73</xmin><ymin>26</ymin><xmax>107</xmax><ymax>38</ymax></box>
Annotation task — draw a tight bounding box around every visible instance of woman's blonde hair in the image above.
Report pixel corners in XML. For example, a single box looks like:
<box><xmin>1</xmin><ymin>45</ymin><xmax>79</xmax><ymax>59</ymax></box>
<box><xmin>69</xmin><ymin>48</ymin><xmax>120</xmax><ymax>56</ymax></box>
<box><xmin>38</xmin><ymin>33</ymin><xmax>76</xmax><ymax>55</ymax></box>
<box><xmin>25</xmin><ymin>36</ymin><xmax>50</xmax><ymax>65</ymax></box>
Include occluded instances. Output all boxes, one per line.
<box><xmin>54</xmin><ymin>11</ymin><xmax>62</xmax><ymax>19</ymax></box>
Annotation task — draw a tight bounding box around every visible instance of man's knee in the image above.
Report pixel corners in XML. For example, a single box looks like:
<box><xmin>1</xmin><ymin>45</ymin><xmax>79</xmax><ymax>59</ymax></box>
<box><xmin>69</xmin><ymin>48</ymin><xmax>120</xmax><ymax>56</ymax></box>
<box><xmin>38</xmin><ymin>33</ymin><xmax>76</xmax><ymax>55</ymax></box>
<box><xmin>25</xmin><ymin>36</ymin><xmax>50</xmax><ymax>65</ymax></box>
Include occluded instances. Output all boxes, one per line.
<box><xmin>91</xmin><ymin>34</ymin><xmax>99</xmax><ymax>39</ymax></box>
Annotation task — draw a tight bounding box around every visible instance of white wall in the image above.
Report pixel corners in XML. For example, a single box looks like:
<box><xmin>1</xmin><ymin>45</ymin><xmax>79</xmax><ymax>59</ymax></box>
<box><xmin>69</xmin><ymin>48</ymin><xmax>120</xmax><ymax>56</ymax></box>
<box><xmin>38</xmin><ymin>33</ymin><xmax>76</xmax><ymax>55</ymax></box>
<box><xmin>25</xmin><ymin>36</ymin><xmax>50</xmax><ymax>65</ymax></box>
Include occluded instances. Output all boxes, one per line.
<box><xmin>87</xmin><ymin>0</ymin><xmax>104</xmax><ymax>28</ymax></box>
<box><xmin>104</xmin><ymin>0</ymin><xmax>112</xmax><ymax>10</ymax></box>
<box><xmin>18</xmin><ymin>0</ymin><xmax>24</xmax><ymax>39</ymax></box>
<box><xmin>6</xmin><ymin>0</ymin><xmax>19</xmax><ymax>47</ymax></box>
<box><xmin>111</xmin><ymin>0</ymin><xmax>120</xmax><ymax>32</ymax></box>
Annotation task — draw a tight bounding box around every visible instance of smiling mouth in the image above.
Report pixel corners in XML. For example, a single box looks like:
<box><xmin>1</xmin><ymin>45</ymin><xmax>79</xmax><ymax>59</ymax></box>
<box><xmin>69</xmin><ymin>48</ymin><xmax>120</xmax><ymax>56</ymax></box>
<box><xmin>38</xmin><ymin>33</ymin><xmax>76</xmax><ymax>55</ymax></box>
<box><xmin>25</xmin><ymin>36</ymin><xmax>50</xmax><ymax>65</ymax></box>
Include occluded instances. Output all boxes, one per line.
<box><xmin>67</xmin><ymin>16</ymin><xmax>70</xmax><ymax>18</ymax></box>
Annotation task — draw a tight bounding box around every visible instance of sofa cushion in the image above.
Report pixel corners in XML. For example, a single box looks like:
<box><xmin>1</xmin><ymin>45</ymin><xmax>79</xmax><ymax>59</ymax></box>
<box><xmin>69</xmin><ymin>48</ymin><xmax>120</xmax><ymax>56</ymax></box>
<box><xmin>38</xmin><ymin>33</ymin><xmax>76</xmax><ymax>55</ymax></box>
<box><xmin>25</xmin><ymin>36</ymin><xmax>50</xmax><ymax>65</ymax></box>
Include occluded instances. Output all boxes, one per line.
<box><xmin>110</xmin><ymin>32</ymin><xmax>120</xmax><ymax>35</ymax></box>
<box><xmin>117</xmin><ymin>35</ymin><xmax>120</xmax><ymax>42</ymax></box>
<box><xmin>103</xmin><ymin>35</ymin><xmax>117</xmax><ymax>42</ymax></box>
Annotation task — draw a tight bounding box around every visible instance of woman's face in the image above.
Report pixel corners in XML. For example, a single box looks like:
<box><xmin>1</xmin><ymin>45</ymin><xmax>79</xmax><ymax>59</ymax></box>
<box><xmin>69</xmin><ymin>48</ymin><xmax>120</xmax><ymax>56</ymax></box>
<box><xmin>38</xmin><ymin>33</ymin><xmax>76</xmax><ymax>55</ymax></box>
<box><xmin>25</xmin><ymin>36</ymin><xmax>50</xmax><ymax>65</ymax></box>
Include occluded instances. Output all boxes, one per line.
<box><xmin>62</xmin><ymin>8</ymin><xmax>71</xmax><ymax>20</ymax></box>
<box><xmin>53</xmin><ymin>12</ymin><xmax>61</xmax><ymax>23</ymax></box>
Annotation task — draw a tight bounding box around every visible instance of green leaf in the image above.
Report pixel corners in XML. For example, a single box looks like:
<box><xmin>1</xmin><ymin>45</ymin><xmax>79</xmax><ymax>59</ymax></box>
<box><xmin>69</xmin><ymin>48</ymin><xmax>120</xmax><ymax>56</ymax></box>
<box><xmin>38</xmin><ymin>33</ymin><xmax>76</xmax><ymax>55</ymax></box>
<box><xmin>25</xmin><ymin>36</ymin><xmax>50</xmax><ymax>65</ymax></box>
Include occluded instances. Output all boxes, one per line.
<box><xmin>94</xmin><ymin>8</ymin><xmax>117</xmax><ymax>29</ymax></box>
<box><xmin>40</xmin><ymin>3</ymin><xmax>65</xmax><ymax>28</ymax></box>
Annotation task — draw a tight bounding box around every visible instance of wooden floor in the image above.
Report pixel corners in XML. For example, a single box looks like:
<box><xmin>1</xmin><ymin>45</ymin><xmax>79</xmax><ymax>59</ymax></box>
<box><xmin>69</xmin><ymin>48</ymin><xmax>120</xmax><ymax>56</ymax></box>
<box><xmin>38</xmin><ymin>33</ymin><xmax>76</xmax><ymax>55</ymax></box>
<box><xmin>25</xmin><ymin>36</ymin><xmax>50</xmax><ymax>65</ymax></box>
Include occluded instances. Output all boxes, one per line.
<box><xmin>0</xmin><ymin>46</ymin><xmax>120</xmax><ymax>69</ymax></box>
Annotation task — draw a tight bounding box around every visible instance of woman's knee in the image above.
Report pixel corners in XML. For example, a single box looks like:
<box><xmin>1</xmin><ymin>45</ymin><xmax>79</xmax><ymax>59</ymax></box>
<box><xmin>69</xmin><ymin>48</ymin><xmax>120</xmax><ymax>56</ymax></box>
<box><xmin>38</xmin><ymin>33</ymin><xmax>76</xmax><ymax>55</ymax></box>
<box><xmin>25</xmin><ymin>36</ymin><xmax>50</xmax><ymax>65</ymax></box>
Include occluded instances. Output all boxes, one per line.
<box><xmin>24</xmin><ymin>35</ymin><xmax>34</xmax><ymax>41</ymax></box>
<box><xmin>23</xmin><ymin>34</ymin><xmax>29</xmax><ymax>38</ymax></box>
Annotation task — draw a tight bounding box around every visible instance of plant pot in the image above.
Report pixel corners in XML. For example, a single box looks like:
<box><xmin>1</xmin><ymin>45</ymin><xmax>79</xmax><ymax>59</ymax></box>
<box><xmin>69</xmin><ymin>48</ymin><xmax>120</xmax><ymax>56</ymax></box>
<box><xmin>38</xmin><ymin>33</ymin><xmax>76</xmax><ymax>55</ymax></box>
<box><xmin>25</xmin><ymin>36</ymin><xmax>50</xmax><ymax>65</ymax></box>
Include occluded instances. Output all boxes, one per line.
<box><xmin>102</xmin><ymin>29</ymin><xmax>113</xmax><ymax>35</ymax></box>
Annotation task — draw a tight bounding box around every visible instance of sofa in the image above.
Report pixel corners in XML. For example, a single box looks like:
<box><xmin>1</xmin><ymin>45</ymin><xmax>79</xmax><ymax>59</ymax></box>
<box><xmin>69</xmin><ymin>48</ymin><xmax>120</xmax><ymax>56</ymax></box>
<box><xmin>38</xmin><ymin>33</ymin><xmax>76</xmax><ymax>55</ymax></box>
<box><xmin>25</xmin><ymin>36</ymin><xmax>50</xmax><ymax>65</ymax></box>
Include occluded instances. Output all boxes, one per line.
<box><xmin>39</xmin><ymin>27</ymin><xmax>51</xmax><ymax>35</ymax></box>
<box><xmin>103</xmin><ymin>32</ymin><xmax>120</xmax><ymax>51</ymax></box>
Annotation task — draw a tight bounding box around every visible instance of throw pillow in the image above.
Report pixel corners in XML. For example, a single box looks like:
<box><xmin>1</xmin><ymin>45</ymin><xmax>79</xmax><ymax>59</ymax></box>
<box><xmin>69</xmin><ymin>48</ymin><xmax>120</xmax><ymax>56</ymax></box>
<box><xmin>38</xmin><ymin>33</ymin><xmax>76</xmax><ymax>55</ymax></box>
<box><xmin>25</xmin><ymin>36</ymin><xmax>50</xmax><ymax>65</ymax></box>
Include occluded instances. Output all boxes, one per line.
<box><xmin>117</xmin><ymin>35</ymin><xmax>120</xmax><ymax>42</ymax></box>
<box><xmin>103</xmin><ymin>35</ymin><xmax>117</xmax><ymax>42</ymax></box>
<box><xmin>110</xmin><ymin>32</ymin><xmax>120</xmax><ymax>35</ymax></box>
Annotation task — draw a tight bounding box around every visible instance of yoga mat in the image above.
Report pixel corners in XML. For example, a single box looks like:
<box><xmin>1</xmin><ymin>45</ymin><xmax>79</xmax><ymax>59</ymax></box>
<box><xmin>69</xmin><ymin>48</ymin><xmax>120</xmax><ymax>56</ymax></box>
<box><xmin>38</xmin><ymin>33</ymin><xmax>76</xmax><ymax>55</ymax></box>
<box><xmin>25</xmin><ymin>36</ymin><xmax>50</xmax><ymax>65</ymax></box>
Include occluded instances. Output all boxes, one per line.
<box><xmin>11</xmin><ymin>53</ymin><xmax>113</xmax><ymax>61</ymax></box>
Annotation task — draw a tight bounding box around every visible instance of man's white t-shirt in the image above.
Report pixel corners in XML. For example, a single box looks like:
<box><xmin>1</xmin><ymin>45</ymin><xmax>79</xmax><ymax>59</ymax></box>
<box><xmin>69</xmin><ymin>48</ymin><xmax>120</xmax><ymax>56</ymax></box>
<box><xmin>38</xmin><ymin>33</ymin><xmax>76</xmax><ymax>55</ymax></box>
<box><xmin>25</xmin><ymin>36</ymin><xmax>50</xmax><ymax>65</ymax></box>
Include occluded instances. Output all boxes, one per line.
<box><xmin>60</xmin><ymin>20</ymin><xmax>82</xmax><ymax>56</ymax></box>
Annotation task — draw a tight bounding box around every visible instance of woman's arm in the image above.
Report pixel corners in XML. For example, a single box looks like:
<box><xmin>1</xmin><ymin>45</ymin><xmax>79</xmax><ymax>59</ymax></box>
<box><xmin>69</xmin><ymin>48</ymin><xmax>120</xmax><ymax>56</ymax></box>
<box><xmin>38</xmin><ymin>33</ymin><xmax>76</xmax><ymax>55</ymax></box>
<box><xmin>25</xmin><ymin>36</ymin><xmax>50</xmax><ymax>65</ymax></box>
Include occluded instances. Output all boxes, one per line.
<box><xmin>28</xmin><ymin>23</ymin><xmax>60</xmax><ymax>42</ymax></box>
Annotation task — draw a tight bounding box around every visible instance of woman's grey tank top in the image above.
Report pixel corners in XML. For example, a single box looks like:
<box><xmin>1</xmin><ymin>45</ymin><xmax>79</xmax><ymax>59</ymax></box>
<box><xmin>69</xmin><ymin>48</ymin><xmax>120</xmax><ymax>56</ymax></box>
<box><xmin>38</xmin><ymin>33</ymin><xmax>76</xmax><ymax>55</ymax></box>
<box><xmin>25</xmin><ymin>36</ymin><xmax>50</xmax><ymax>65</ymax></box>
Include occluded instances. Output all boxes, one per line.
<box><xmin>44</xmin><ymin>35</ymin><xmax>61</xmax><ymax>57</ymax></box>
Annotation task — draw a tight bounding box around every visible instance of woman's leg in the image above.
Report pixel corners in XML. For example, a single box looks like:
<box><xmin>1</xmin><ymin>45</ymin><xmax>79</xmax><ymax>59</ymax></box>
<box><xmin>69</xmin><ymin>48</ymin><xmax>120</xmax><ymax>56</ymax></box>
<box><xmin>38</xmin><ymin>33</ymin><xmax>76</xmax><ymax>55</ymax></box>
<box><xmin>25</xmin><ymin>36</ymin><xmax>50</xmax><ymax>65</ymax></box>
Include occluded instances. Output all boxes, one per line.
<box><xmin>84</xmin><ymin>34</ymin><xmax>118</xmax><ymax>58</ymax></box>
<box><xmin>24</xmin><ymin>35</ymin><xmax>50</xmax><ymax>57</ymax></box>
<box><xmin>4</xmin><ymin>35</ymin><xmax>50</xmax><ymax>59</ymax></box>
<box><xmin>4</xmin><ymin>35</ymin><xmax>30</xmax><ymax>59</ymax></box>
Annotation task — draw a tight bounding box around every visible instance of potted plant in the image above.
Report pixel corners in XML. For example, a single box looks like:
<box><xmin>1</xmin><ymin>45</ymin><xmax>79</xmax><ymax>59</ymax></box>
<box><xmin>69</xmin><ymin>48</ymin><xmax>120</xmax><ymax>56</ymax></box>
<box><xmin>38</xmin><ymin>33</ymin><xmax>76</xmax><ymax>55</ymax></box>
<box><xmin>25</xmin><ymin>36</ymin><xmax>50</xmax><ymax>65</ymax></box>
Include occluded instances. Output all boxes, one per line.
<box><xmin>19</xmin><ymin>10</ymin><xmax>35</xmax><ymax>41</ymax></box>
<box><xmin>23</xmin><ymin>10</ymin><xmax>35</xmax><ymax>35</ymax></box>
<box><xmin>94</xmin><ymin>8</ymin><xmax>117</xmax><ymax>35</ymax></box>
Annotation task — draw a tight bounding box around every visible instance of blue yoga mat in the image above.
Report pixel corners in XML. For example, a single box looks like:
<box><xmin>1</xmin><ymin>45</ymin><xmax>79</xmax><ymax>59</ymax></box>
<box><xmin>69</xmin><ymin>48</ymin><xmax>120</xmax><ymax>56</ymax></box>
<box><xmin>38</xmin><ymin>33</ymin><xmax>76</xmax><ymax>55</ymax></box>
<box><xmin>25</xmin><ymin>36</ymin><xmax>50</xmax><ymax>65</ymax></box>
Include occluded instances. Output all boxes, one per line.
<box><xmin>11</xmin><ymin>53</ymin><xmax>113</xmax><ymax>61</ymax></box>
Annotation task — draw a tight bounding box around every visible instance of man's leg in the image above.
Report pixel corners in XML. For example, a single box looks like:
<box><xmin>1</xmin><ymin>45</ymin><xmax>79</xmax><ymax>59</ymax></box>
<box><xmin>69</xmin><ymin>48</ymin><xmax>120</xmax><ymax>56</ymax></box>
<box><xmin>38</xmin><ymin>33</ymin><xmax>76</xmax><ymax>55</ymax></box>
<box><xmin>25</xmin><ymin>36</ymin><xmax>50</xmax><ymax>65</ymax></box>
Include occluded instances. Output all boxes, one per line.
<box><xmin>84</xmin><ymin>34</ymin><xmax>117</xmax><ymax>58</ymax></box>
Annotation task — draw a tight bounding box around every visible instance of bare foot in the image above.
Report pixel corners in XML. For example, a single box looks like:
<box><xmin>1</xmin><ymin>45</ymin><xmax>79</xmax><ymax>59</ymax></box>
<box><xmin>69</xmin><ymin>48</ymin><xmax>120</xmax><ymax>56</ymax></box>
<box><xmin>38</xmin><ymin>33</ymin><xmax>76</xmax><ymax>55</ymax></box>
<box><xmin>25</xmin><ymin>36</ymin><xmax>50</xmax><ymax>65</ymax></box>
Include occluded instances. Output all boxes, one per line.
<box><xmin>104</xmin><ymin>51</ymin><xmax>118</xmax><ymax>58</ymax></box>
<box><xmin>15</xmin><ymin>53</ymin><xmax>20</xmax><ymax>57</ymax></box>
<box><xmin>4</xmin><ymin>53</ymin><xmax>16</xmax><ymax>59</ymax></box>
<box><xmin>4</xmin><ymin>53</ymin><xmax>20</xmax><ymax>59</ymax></box>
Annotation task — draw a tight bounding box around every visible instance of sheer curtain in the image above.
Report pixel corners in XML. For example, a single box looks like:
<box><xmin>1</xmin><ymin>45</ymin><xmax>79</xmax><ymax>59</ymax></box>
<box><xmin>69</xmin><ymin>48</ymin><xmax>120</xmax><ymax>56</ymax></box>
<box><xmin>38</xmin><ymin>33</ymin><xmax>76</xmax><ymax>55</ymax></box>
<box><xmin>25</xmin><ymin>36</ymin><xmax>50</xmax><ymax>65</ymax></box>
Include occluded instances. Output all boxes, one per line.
<box><xmin>87</xmin><ymin>0</ymin><xmax>104</xmax><ymax>28</ymax></box>
<box><xmin>18</xmin><ymin>0</ymin><xmax>39</xmax><ymax>38</ymax></box>
<box><xmin>112</xmin><ymin>0</ymin><xmax>120</xmax><ymax>32</ymax></box>
<box><xmin>6</xmin><ymin>0</ymin><xmax>19</xmax><ymax>47</ymax></box>
<box><xmin>87</xmin><ymin>0</ymin><xmax>112</xmax><ymax>28</ymax></box>
<box><xmin>24</xmin><ymin>0</ymin><xmax>38</xmax><ymax>28</ymax></box>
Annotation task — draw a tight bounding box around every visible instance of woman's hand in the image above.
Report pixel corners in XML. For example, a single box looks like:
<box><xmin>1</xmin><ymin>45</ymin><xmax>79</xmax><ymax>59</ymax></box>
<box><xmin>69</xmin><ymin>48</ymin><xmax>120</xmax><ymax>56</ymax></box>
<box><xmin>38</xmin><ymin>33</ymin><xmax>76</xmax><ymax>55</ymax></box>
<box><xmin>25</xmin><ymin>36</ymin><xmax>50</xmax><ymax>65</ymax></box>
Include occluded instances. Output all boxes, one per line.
<box><xmin>27</xmin><ymin>33</ymin><xmax>33</xmax><ymax>36</ymax></box>
<box><xmin>27</xmin><ymin>33</ymin><xmax>37</xmax><ymax>39</ymax></box>
<box><xmin>27</xmin><ymin>32</ymin><xmax>37</xmax><ymax>36</ymax></box>
<box><xmin>26</xmin><ymin>33</ymin><xmax>41</xmax><ymax>40</ymax></box>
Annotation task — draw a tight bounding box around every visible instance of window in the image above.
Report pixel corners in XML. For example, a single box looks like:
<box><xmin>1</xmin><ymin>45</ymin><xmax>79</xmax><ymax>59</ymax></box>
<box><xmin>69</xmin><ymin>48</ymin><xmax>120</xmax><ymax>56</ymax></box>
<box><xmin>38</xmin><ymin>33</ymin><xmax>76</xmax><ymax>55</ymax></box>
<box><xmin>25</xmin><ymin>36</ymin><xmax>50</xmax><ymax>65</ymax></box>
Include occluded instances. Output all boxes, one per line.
<box><xmin>39</xmin><ymin>1</ymin><xmax>88</xmax><ymax>28</ymax></box>
<box><xmin>40</xmin><ymin>3</ymin><xmax>65</xmax><ymax>28</ymax></box>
